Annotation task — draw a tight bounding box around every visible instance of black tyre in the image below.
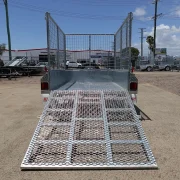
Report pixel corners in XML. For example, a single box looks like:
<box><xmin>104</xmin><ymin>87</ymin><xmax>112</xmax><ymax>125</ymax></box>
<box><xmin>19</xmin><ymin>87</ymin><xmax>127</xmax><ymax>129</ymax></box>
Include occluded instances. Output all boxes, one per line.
<box><xmin>147</xmin><ymin>66</ymin><xmax>152</xmax><ymax>72</ymax></box>
<box><xmin>165</xmin><ymin>66</ymin><xmax>170</xmax><ymax>71</ymax></box>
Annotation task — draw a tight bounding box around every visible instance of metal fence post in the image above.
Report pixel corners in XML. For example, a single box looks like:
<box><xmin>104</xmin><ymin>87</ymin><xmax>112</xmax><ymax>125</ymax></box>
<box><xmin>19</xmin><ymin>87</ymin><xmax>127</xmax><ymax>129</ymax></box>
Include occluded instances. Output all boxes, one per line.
<box><xmin>46</xmin><ymin>12</ymin><xmax>51</xmax><ymax>71</ymax></box>
<box><xmin>89</xmin><ymin>35</ymin><xmax>91</xmax><ymax>63</ymax></box>
<box><xmin>120</xmin><ymin>29</ymin><xmax>122</xmax><ymax>69</ymax></box>
<box><xmin>126</xmin><ymin>22</ymin><xmax>128</xmax><ymax>49</ymax></box>
<box><xmin>129</xmin><ymin>12</ymin><xmax>133</xmax><ymax>70</ymax></box>
<box><xmin>114</xmin><ymin>35</ymin><xmax>116</xmax><ymax>69</ymax></box>
<box><xmin>64</xmin><ymin>34</ymin><xmax>66</xmax><ymax>69</ymax></box>
<box><xmin>57</xmin><ymin>27</ymin><xmax>60</xmax><ymax>69</ymax></box>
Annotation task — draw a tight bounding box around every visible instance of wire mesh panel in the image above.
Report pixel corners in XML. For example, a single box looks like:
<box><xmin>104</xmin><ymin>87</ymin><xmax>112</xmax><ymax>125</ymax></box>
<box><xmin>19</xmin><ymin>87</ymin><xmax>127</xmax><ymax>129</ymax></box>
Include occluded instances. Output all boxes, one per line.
<box><xmin>21</xmin><ymin>89</ymin><xmax>157</xmax><ymax>169</ymax></box>
<box><xmin>46</xmin><ymin>12</ymin><xmax>133</xmax><ymax>70</ymax></box>
<box><xmin>66</xmin><ymin>34</ymin><xmax>114</xmax><ymax>69</ymax></box>
<box><xmin>46</xmin><ymin>12</ymin><xmax>66</xmax><ymax>69</ymax></box>
<box><xmin>115</xmin><ymin>12</ymin><xmax>133</xmax><ymax>69</ymax></box>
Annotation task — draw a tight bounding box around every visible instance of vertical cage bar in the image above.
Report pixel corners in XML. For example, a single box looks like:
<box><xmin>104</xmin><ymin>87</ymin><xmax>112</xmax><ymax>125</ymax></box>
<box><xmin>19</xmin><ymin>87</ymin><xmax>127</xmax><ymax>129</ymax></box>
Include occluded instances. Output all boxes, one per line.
<box><xmin>89</xmin><ymin>35</ymin><xmax>91</xmax><ymax>63</ymax></box>
<box><xmin>57</xmin><ymin>27</ymin><xmax>60</xmax><ymax>69</ymax></box>
<box><xmin>129</xmin><ymin>12</ymin><xmax>133</xmax><ymax>70</ymax></box>
<box><xmin>46</xmin><ymin>12</ymin><xmax>51</xmax><ymax>90</ymax></box>
<box><xmin>120</xmin><ymin>29</ymin><xmax>123</xmax><ymax>69</ymax></box>
<box><xmin>46</xmin><ymin>12</ymin><xmax>51</xmax><ymax>71</ymax></box>
<box><xmin>114</xmin><ymin>35</ymin><xmax>116</xmax><ymax>69</ymax></box>
<box><xmin>126</xmin><ymin>21</ymin><xmax>128</xmax><ymax>49</ymax></box>
<box><xmin>64</xmin><ymin>35</ymin><xmax>66</xmax><ymax>69</ymax></box>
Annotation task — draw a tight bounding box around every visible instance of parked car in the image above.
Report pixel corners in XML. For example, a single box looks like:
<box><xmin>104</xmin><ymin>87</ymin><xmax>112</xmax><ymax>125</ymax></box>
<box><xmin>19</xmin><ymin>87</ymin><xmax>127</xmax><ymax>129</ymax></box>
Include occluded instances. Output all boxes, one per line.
<box><xmin>155</xmin><ymin>61</ymin><xmax>171</xmax><ymax>71</ymax></box>
<box><xmin>139</xmin><ymin>60</ymin><xmax>153</xmax><ymax>71</ymax></box>
<box><xmin>66</xmin><ymin>61</ymin><xmax>82</xmax><ymax>68</ymax></box>
<box><xmin>82</xmin><ymin>63</ymin><xmax>100</xmax><ymax>69</ymax></box>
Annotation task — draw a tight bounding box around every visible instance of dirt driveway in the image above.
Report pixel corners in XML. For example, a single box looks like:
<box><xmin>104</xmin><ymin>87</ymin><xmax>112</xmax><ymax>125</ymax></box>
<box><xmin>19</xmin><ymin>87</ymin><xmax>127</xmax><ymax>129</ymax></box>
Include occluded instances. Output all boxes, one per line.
<box><xmin>0</xmin><ymin>72</ymin><xmax>180</xmax><ymax>180</ymax></box>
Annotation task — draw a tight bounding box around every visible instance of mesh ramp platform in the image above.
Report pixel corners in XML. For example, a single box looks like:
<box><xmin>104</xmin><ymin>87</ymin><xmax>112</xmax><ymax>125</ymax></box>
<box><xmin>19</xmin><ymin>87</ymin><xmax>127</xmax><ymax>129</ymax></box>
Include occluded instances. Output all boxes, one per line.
<box><xmin>21</xmin><ymin>90</ymin><xmax>157</xmax><ymax>169</ymax></box>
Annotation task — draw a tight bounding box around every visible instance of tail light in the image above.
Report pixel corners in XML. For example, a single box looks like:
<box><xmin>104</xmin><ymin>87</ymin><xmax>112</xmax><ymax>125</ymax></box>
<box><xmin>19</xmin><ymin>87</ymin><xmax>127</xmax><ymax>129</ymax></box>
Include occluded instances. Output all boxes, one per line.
<box><xmin>131</xmin><ymin>67</ymin><xmax>134</xmax><ymax>73</ymax></box>
<box><xmin>41</xmin><ymin>82</ymin><xmax>49</xmax><ymax>90</ymax></box>
<box><xmin>44</xmin><ymin>66</ymin><xmax>48</xmax><ymax>72</ymax></box>
<box><xmin>43</xmin><ymin>97</ymin><xmax>48</xmax><ymax>102</ymax></box>
<box><xmin>130</xmin><ymin>82</ymin><xmax>138</xmax><ymax>91</ymax></box>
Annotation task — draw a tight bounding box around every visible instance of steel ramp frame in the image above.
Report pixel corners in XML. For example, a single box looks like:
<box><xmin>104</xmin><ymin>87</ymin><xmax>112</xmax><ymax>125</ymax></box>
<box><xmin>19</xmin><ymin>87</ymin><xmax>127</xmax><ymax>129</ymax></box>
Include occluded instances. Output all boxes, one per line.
<box><xmin>21</xmin><ymin>90</ymin><xmax>157</xmax><ymax>169</ymax></box>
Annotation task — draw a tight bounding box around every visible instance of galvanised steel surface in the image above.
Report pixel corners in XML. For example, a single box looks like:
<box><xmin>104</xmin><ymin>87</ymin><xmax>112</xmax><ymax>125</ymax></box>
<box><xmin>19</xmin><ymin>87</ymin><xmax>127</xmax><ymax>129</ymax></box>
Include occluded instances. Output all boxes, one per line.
<box><xmin>21</xmin><ymin>90</ymin><xmax>157</xmax><ymax>169</ymax></box>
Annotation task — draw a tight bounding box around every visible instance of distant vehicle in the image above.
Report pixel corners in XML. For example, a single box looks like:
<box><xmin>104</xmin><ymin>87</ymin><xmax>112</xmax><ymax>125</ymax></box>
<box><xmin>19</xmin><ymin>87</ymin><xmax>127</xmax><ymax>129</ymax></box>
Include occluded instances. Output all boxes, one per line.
<box><xmin>171</xmin><ymin>60</ymin><xmax>180</xmax><ymax>71</ymax></box>
<box><xmin>83</xmin><ymin>63</ymin><xmax>100</xmax><ymax>69</ymax></box>
<box><xmin>154</xmin><ymin>61</ymin><xmax>171</xmax><ymax>71</ymax></box>
<box><xmin>36</xmin><ymin>62</ymin><xmax>48</xmax><ymax>67</ymax></box>
<box><xmin>66</xmin><ymin>61</ymin><xmax>82</xmax><ymax>68</ymax></box>
<box><xmin>35</xmin><ymin>62</ymin><xmax>49</xmax><ymax>74</ymax></box>
<box><xmin>139</xmin><ymin>60</ymin><xmax>153</xmax><ymax>71</ymax></box>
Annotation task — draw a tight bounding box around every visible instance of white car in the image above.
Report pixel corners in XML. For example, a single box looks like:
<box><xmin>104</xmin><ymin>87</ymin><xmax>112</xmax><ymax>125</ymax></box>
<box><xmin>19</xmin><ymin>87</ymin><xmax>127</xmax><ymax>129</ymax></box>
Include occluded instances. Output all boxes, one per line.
<box><xmin>139</xmin><ymin>61</ymin><xmax>153</xmax><ymax>71</ymax></box>
<box><xmin>66</xmin><ymin>61</ymin><xmax>82</xmax><ymax>68</ymax></box>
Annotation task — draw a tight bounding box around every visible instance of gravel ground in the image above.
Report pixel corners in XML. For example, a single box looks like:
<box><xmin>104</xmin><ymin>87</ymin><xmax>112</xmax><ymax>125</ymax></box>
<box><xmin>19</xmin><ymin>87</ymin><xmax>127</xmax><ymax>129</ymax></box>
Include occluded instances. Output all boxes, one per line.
<box><xmin>0</xmin><ymin>72</ymin><xmax>180</xmax><ymax>180</ymax></box>
<box><xmin>135</xmin><ymin>71</ymin><xmax>180</xmax><ymax>96</ymax></box>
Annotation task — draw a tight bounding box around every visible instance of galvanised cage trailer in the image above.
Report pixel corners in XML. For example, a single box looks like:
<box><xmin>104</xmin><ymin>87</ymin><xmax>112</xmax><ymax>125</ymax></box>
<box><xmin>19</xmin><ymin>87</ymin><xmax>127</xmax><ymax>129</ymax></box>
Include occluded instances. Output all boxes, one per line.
<box><xmin>21</xmin><ymin>12</ymin><xmax>157</xmax><ymax>170</ymax></box>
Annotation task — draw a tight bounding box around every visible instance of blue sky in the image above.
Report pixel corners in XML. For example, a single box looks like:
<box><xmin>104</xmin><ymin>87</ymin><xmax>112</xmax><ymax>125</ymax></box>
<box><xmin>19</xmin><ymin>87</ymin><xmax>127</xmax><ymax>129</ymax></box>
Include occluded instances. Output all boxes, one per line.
<box><xmin>0</xmin><ymin>0</ymin><xmax>180</xmax><ymax>55</ymax></box>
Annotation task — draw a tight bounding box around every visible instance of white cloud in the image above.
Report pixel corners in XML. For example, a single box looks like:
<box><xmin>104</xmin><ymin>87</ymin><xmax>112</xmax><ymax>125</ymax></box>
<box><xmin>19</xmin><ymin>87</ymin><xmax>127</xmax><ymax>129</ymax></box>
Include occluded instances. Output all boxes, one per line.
<box><xmin>166</xmin><ymin>6</ymin><xmax>180</xmax><ymax>18</ymax></box>
<box><xmin>174</xmin><ymin>6</ymin><xmax>180</xmax><ymax>17</ymax></box>
<box><xmin>133</xmin><ymin>7</ymin><xmax>146</xmax><ymax>17</ymax></box>
<box><xmin>141</xmin><ymin>24</ymin><xmax>180</xmax><ymax>55</ymax></box>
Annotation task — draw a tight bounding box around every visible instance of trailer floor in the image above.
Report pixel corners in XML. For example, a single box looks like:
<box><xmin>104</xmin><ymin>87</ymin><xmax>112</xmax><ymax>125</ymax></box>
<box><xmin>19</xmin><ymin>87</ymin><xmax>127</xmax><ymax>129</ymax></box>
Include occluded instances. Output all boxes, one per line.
<box><xmin>0</xmin><ymin>75</ymin><xmax>180</xmax><ymax>179</ymax></box>
<box><xmin>58</xmin><ymin>81</ymin><xmax>122</xmax><ymax>91</ymax></box>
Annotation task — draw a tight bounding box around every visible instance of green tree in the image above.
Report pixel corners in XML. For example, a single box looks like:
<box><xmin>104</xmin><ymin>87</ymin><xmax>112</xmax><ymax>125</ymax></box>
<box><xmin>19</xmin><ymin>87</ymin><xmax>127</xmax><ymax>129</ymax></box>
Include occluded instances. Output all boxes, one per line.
<box><xmin>131</xmin><ymin>47</ymin><xmax>140</xmax><ymax>67</ymax></box>
<box><xmin>146</xmin><ymin>36</ymin><xmax>154</xmax><ymax>52</ymax></box>
<box><xmin>121</xmin><ymin>47</ymin><xmax>140</xmax><ymax>67</ymax></box>
<box><xmin>0</xmin><ymin>43</ymin><xmax>6</xmax><ymax>56</ymax></box>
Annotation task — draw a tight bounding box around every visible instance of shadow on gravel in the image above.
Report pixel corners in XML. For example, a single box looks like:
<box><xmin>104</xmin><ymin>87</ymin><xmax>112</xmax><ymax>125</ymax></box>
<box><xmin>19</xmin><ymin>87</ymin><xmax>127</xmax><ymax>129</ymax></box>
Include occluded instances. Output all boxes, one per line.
<box><xmin>134</xmin><ymin>105</ymin><xmax>152</xmax><ymax>121</ymax></box>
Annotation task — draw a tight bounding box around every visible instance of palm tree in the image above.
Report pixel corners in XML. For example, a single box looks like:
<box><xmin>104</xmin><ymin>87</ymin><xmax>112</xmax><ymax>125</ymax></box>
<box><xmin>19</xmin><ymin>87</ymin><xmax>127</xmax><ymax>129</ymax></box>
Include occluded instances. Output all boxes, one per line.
<box><xmin>146</xmin><ymin>36</ymin><xmax>154</xmax><ymax>52</ymax></box>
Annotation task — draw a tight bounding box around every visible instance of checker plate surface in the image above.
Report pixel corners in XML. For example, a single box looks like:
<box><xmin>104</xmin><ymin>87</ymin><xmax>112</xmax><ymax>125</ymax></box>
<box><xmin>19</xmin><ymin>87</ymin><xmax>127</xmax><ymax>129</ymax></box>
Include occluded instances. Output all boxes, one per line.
<box><xmin>21</xmin><ymin>90</ymin><xmax>157</xmax><ymax>169</ymax></box>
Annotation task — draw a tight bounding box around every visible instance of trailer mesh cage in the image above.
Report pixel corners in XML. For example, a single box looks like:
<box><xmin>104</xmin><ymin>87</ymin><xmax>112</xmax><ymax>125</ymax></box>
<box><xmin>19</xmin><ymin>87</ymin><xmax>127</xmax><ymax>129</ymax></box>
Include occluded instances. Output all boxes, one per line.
<box><xmin>21</xmin><ymin>13</ymin><xmax>157</xmax><ymax>170</ymax></box>
<box><xmin>21</xmin><ymin>89</ymin><xmax>157</xmax><ymax>169</ymax></box>
<box><xmin>45</xmin><ymin>12</ymin><xmax>132</xmax><ymax>70</ymax></box>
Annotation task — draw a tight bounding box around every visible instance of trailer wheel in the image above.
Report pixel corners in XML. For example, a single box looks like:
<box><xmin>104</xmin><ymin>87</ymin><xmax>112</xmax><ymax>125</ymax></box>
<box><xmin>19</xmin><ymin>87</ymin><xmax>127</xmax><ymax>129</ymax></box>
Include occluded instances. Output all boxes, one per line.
<box><xmin>147</xmin><ymin>67</ymin><xmax>152</xmax><ymax>72</ymax></box>
<box><xmin>165</xmin><ymin>66</ymin><xmax>170</xmax><ymax>71</ymax></box>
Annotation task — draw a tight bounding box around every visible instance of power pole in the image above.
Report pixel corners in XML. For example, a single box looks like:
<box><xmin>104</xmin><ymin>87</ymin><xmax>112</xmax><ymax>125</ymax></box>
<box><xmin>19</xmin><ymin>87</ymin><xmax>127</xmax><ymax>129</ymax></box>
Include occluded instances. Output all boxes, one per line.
<box><xmin>152</xmin><ymin>0</ymin><xmax>162</xmax><ymax>60</ymax></box>
<box><xmin>139</xmin><ymin>28</ymin><xmax>146</xmax><ymax>57</ymax></box>
<box><xmin>3</xmin><ymin>0</ymin><xmax>12</xmax><ymax>61</ymax></box>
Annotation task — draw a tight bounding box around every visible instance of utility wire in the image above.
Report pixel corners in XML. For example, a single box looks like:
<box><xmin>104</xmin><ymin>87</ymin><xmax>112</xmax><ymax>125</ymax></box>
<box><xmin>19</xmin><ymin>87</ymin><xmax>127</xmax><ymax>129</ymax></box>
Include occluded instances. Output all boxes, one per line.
<box><xmin>49</xmin><ymin>0</ymin><xmax>148</xmax><ymax>6</ymax></box>
<box><xmin>4</xmin><ymin>0</ymin><xmax>179</xmax><ymax>22</ymax></box>
<box><xmin>5</xmin><ymin>1</ymin><xmax>128</xmax><ymax>20</ymax></box>
<box><xmin>1</xmin><ymin>0</ymin><xmax>151</xmax><ymax>22</ymax></box>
